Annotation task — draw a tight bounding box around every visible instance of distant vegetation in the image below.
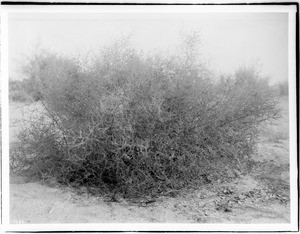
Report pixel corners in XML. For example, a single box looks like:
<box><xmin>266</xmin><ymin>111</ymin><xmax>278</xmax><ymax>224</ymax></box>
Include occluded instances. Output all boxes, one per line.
<box><xmin>9</xmin><ymin>80</ymin><xmax>32</xmax><ymax>102</ymax></box>
<box><xmin>277</xmin><ymin>80</ymin><xmax>289</xmax><ymax>96</ymax></box>
<box><xmin>10</xmin><ymin>34</ymin><xmax>281</xmax><ymax>198</ymax></box>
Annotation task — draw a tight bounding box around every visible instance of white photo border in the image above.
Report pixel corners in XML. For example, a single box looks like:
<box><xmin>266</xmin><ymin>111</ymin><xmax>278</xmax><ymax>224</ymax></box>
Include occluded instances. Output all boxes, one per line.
<box><xmin>1</xmin><ymin>2</ymin><xmax>298</xmax><ymax>232</ymax></box>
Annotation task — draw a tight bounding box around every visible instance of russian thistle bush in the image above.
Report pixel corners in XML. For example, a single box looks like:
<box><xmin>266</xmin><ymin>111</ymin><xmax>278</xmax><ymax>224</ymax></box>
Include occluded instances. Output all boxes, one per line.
<box><xmin>10</xmin><ymin>37</ymin><xmax>280</xmax><ymax>198</ymax></box>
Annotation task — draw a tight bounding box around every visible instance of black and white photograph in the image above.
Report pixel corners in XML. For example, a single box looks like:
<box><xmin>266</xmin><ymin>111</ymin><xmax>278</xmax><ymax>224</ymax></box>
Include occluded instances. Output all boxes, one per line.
<box><xmin>1</xmin><ymin>2</ymin><xmax>298</xmax><ymax>232</ymax></box>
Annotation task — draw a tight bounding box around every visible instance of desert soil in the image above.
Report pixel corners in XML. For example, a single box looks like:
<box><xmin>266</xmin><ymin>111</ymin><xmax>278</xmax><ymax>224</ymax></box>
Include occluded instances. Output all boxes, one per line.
<box><xmin>9</xmin><ymin>99</ymin><xmax>291</xmax><ymax>223</ymax></box>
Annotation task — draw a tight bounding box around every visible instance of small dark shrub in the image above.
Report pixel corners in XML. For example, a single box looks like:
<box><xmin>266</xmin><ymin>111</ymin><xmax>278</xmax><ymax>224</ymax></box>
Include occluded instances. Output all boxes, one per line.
<box><xmin>9</xmin><ymin>80</ymin><xmax>30</xmax><ymax>102</ymax></box>
<box><xmin>277</xmin><ymin>81</ymin><xmax>289</xmax><ymax>96</ymax></box>
<box><xmin>9</xmin><ymin>78</ymin><xmax>39</xmax><ymax>103</ymax></box>
<box><xmin>9</xmin><ymin>90</ymin><xmax>33</xmax><ymax>103</ymax></box>
<box><xmin>9</xmin><ymin>80</ymin><xmax>23</xmax><ymax>91</ymax></box>
<box><xmin>10</xmin><ymin>36</ymin><xmax>280</xmax><ymax>198</ymax></box>
<box><xmin>9</xmin><ymin>79</ymin><xmax>33</xmax><ymax>103</ymax></box>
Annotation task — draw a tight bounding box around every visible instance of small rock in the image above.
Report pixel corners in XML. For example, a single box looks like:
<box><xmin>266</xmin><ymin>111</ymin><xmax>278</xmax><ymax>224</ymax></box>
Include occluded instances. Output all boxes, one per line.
<box><xmin>224</xmin><ymin>207</ymin><xmax>232</xmax><ymax>212</ymax></box>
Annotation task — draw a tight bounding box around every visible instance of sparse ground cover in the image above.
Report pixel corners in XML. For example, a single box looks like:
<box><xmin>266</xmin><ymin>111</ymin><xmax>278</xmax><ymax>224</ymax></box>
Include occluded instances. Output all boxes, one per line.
<box><xmin>9</xmin><ymin>98</ymin><xmax>290</xmax><ymax>223</ymax></box>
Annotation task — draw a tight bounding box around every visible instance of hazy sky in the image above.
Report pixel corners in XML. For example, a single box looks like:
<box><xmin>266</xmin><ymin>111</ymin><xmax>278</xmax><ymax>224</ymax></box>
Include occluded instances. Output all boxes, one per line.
<box><xmin>8</xmin><ymin>12</ymin><xmax>288</xmax><ymax>84</ymax></box>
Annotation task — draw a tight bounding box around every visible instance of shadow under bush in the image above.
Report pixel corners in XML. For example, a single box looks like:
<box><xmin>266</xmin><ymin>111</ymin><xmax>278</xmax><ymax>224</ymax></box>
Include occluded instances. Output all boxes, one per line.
<box><xmin>10</xmin><ymin>38</ymin><xmax>281</xmax><ymax>198</ymax></box>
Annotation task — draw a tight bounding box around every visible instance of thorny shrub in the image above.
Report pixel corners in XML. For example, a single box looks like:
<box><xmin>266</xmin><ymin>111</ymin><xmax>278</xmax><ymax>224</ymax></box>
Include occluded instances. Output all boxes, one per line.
<box><xmin>10</xmin><ymin>35</ymin><xmax>281</xmax><ymax>198</ymax></box>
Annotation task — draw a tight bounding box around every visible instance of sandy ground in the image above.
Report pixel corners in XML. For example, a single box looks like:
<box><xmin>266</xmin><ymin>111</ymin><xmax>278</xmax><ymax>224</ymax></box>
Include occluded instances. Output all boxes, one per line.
<box><xmin>9</xmin><ymin>98</ymin><xmax>291</xmax><ymax>224</ymax></box>
<box><xmin>10</xmin><ymin>174</ymin><xmax>290</xmax><ymax>224</ymax></box>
